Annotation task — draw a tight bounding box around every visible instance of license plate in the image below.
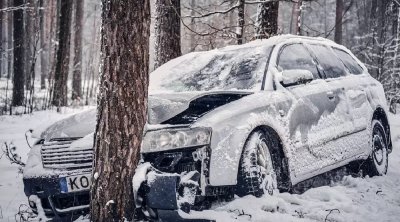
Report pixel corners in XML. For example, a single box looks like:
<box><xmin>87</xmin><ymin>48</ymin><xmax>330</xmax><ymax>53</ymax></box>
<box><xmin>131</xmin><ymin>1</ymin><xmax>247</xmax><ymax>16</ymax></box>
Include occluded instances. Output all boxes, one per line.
<box><xmin>60</xmin><ymin>174</ymin><xmax>91</xmax><ymax>193</ymax></box>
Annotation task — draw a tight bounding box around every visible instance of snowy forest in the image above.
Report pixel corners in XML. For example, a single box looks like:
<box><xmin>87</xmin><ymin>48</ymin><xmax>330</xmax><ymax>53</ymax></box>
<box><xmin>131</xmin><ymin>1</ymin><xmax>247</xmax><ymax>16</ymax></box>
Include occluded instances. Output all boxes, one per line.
<box><xmin>0</xmin><ymin>0</ymin><xmax>400</xmax><ymax>114</ymax></box>
<box><xmin>0</xmin><ymin>0</ymin><xmax>400</xmax><ymax>222</ymax></box>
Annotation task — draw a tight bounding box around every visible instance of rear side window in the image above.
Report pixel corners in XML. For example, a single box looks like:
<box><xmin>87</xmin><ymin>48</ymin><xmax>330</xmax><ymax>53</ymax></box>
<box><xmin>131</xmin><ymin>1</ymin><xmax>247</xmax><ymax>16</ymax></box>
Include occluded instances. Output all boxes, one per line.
<box><xmin>278</xmin><ymin>43</ymin><xmax>320</xmax><ymax>79</ymax></box>
<box><xmin>332</xmin><ymin>48</ymin><xmax>364</xmax><ymax>74</ymax></box>
<box><xmin>307</xmin><ymin>44</ymin><xmax>347</xmax><ymax>79</ymax></box>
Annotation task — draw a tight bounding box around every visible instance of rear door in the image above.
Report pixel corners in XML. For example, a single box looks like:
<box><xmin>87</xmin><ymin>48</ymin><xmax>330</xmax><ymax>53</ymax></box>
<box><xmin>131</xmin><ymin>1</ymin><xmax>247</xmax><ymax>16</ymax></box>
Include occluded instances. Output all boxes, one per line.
<box><xmin>332</xmin><ymin>47</ymin><xmax>372</xmax><ymax>131</ymax></box>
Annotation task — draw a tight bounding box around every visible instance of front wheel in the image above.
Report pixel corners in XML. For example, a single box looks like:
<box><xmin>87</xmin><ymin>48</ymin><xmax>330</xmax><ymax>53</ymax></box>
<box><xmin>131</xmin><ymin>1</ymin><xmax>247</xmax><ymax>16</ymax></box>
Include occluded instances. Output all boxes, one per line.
<box><xmin>236</xmin><ymin>130</ymin><xmax>278</xmax><ymax>197</ymax></box>
<box><xmin>364</xmin><ymin>120</ymin><xmax>389</xmax><ymax>176</ymax></box>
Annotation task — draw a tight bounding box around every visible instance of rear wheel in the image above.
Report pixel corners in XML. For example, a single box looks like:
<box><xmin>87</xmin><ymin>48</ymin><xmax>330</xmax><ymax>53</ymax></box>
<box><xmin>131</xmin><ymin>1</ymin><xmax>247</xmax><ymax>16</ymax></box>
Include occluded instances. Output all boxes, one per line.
<box><xmin>236</xmin><ymin>130</ymin><xmax>278</xmax><ymax>197</ymax></box>
<box><xmin>364</xmin><ymin>120</ymin><xmax>388</xmax><ymax>176</ymax></box>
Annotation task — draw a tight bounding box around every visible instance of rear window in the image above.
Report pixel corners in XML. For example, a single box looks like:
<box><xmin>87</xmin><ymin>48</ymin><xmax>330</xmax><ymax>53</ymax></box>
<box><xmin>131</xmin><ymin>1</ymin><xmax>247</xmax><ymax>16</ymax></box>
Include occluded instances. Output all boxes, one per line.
<box><xmin>307</xmin><ymin>44</ymin><xmax>347</xmax><ymax>79</ymax></box>
<box><xmin>332</xmin><ymin>48</ymin><xmax>364</xmax><ymax>74</ymax></box>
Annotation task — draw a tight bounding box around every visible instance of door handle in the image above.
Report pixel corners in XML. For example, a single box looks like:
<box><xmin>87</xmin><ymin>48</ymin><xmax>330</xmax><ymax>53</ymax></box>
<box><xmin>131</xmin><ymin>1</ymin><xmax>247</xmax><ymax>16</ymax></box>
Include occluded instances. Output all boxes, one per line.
<box><xmin>327</xmin><ymin>91</ymin><xmax>336</xmax><ymax>100</ymax></box>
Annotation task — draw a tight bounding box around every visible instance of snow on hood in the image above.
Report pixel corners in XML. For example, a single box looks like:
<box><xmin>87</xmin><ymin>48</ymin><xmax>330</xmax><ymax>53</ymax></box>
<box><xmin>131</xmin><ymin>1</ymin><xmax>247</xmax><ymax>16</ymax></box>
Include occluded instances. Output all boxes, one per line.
<box><xmin>148</xmin><ymin>90</ymin><xmax>251</xmax><ymax>124</ymax></box>
<box><xmin>39</xmin><ymin>91</ymin><xmax>250</xmax><ymax>140</ymax></box>
<box><xmin>40</xmin><ymin>108</ymin><xmax>97</xmax><ymax>141</ymax></box>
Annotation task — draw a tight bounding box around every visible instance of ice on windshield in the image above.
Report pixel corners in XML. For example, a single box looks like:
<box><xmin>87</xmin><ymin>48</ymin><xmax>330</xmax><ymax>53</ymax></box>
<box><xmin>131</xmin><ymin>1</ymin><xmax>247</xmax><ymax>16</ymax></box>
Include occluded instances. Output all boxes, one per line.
<box><xmin>150</xmin><ymin>45</ymin><xmax>272</xmax><ymax>92</ymax></box>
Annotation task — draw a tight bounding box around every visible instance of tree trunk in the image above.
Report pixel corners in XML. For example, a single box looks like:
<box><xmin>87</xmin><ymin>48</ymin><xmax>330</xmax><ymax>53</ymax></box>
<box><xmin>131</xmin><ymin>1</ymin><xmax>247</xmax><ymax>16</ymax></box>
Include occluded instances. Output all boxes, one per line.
<box><xmin>90</xmin><ymin>0</ymin><xmax>150</xmax><ymax>221</ymax></box>
<box><xmin>7</xmin><ymin>0</ymin><xmax>13</xmax><ymax>82</ymax></box>
<box><xmin>12</xmin><ymin>0</ymin><xmax>25</xmax><ymax>106</ymax></box>
<box><xmin>24</xmin><ymin>0</ymin><xmax>35</xmax><ymax>89</ymax></box>
<box><xmin>72</xmin><ymin>0</ymin><xmax>84</xmax><ymax>100</ymax></box>
<box><xmin>237</xmin><ymin>0</ymin><xmax>244</xmax><ymax>44</ymax></box>
<box><xmin>154</xmin><ymin>0</ymin><xmax>181</xmax><ymax>70</ymax></box>
<box><xmin>52</xmin><ymin>0</ymin><xmax>72</xmax><ymax>107</ymax></box>
<box><xmin>0</xmin><ymin>0</ymin><xmax>3</xmax><ymax>77</ymax></box>
<box><xmin>256</xmin><ymin>1</ymin><xmax>279</xmax><ymax>39</ymax></box>
<box><xmin>291</xmin><ymin>0</ymin><xmax>303</xmax><ymax>35</ymax></box>
<box><xmin>39</xmin><ymin>0</ymin><xmax>47</xmax><ymax>89</ymax></box>
<box><xmin>334</xmin><ymin>0</ymin><xmax>343</xmax><ymax>44</ymax></box>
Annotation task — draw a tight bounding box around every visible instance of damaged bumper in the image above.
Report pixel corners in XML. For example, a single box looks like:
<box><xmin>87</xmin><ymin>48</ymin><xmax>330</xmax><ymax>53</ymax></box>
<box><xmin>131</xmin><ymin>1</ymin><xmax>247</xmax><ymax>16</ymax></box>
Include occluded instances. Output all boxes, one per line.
<box><xmin>135</xmin><ymin>167</ymin><xmax>215</xmax><ymax>222</ymax></box>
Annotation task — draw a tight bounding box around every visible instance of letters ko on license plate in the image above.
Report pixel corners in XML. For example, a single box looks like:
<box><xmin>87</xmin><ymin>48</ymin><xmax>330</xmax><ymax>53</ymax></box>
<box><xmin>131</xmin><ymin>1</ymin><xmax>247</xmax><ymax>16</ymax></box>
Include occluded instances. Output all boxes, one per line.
<box><xmin>60</xmin><ymin>174</ymin><xmax>91</xmax><ymax>193</ymax></box>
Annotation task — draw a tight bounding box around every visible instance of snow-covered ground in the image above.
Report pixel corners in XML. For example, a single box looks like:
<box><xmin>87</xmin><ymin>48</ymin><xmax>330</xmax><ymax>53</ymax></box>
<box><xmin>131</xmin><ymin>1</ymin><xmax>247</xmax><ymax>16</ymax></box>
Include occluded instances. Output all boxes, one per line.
<box><xmin>0</xmin><ymin>109</ymin><xmax>399</xmax><ymax>221</ymax></box>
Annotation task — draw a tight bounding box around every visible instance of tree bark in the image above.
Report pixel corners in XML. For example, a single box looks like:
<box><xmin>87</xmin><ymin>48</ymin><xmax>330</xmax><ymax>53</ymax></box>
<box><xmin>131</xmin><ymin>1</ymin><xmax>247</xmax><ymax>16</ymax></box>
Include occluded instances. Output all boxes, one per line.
<box><xmin>52</xmin><ymin>0</ymin><xmax>72</xmax><ymax>107</ymax></box>
<box><xmin>256</xmin><ymin>1</ymin><xmax>279</xmax><ymax>39</ymax></box>
<box><xmin>237</xmin><ymin>0</ymin><xmax>244</xmax><ymax>44</ymax></box>
<box><xmin>72</xmin><ymin>0</ymin><xmax>84</xmax><ymax>100</ymax></box>
<box><xmin>334</xmin><ymin>0</ymin><xmax>343</xmax><ymax>44</ymax></box>
<box><xmin>12</xmin><ymin>0</ymin><xmax>25</xmax><ymax>106</ymax></box>
<box><xmin>154</xmin><ymin>0</ymin><xmax>181</xmax><ymax>70</ymax></box>
<box><xmin>90</xmin><ymin>0</ymin><xmax>150</xmax><ymax>221</ymax></box>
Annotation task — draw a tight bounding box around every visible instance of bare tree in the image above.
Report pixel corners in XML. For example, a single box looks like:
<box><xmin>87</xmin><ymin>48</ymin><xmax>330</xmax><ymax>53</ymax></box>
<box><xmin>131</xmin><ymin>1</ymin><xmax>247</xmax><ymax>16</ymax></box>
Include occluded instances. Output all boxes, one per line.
<box><xmin>72</xmin><ymin>0</ymin><xmax>84</xmax><ymax>100</ymax></box>
<box><xmin>52</xmin><ymin>0</ymin><xmax>72</xmax><ymax>107</ymax></box>
<box><xmin>334</xmin><ymin>0</ymin><xmax>343</xmax><ymax>44</ymax></box>
<box><xmin>39</xmin><ymin>0</ymin><xmax>47</xmax><ymax>90</ymax></box>
<box><xmin>237</xmin><ymin>0</ymin><xmax>245</xmax><ymax>44</ymax></box>
<box><xmin>290</xmin><ymin>0</ymin><xmax>303</xmax><ymax>35</ymax></box>
<box><xmin>12</xmin><ymin>0</ymin><xmax>25</xmax><ymax>106</ymax></box>
<box><xmin>90</xmin><ymin>0</ymin><xmax>150</xmax><ymax>221</ymax></box>
<box><xmin>256</xmin><ymin>1</ymin><xmax>279</xmax><ymax>39</ymax></box>
<box><xmin>154</xmin><ymin>0</ymin><xmax>181</xmax><ymax>69</ymax></box>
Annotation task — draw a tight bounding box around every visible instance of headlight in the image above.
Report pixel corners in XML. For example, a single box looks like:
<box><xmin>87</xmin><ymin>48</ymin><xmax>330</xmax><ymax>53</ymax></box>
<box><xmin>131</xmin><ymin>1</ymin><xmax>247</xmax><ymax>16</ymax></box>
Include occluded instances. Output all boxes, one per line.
<box><xmin>142</xmin><ymin>127</ymin><xmax>212</xmax><ymax>152</ymax></box>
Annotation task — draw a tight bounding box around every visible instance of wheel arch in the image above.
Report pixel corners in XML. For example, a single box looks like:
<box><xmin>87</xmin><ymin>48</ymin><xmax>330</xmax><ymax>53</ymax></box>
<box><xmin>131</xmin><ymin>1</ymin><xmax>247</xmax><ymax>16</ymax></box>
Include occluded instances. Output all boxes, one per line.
<box><xmin>241</xmin><ymin>125</ymin><xmax>292</xmax><ymax>192</ymax></box>
<box><xmin>372</xmin><ymin>106</ymin><xmax>392</xmax><ymax>152</ymax></box>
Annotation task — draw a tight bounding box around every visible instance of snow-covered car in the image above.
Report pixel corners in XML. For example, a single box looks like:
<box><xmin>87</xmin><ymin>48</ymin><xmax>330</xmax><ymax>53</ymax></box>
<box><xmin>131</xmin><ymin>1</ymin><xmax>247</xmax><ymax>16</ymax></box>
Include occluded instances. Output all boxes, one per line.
<box><xmin>23</xmin><ymin>35</ymin><xmax>393</xmax><ymax>220</ymax></box>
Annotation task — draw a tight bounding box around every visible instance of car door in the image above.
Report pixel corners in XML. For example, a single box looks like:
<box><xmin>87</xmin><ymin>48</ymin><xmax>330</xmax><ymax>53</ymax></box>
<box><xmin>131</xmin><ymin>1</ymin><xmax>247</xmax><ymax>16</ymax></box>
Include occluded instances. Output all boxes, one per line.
<box><xmin>306</xmin><ymin>44</ymin><xmax>365</xmax><ymax>161</ymax></box>
<box><xmin>332</xmin><ymin>47</ymin><xmax>372</xmax><ymax>132</ymax></box>
<box><xmin>276</xmin><ymin>43</ymin><xmax>346</xmax><ymax>177</ymax></box>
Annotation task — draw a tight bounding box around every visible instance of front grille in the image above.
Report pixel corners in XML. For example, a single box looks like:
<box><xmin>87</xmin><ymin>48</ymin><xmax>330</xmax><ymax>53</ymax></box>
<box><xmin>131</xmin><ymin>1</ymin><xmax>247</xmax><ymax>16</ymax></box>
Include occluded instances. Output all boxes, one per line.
<box><xmin>41</xmin><ymin>138</ymin><xmax>93</xmax><ymax>170</ymax></box>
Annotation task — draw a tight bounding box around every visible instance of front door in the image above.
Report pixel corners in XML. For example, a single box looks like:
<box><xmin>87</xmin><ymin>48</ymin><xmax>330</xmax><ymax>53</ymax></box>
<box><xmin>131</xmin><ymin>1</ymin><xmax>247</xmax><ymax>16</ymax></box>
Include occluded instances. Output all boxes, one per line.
<box><xmin>276</xmin><ymin>43</ymin><xmax>348</xmax><ymax>179</ymax></box>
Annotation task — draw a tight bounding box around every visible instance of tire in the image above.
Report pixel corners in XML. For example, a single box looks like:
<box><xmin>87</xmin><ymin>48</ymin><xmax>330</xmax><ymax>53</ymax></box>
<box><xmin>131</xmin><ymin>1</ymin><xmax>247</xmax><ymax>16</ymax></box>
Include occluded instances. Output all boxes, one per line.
<box><xmin>236</xmin><ymin>130</ymin><xmax>278</xmax><ymax>197</ymax></box>
<box><xmin>364</xmin><ymin>120</ymin><xmax>389</xmax><ymax>176</ymax></box>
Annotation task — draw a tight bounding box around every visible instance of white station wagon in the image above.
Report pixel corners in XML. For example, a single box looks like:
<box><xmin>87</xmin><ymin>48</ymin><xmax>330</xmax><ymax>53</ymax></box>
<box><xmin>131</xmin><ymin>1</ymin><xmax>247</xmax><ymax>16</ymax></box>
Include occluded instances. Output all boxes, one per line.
<box><xmin>24</xmin><ymin>35</ymin><xmax>392</xmax><ymax>221</ymax></box>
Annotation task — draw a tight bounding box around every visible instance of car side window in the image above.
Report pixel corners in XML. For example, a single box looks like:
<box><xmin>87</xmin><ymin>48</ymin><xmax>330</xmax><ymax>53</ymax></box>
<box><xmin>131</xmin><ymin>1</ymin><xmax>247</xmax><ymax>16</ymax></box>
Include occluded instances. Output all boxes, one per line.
<box><xmin>332</xmin><ymin>48</ymin><xmax>364</xmax><ymax>74</ymax></box>
<box><xmin>307</xmin><ymin>44</ymin><xmax>347</xmax><ymax>79</ymax></box>
<box><xmin>277</xmin><ymin>43</ymin><xmax>320</xmax><ymax>79</ymax></box>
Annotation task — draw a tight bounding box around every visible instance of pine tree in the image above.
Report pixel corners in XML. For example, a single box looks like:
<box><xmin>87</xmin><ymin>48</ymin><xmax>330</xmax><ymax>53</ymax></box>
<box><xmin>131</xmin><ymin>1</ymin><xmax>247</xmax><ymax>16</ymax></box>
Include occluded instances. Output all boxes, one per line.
<box><xmin>12</xmin><ymin>0</ymin><xmax>25</xmax><ymax>106</ymax></box>
<box><xmin>72</xmin><ymin>0</ymin><xmax>84</xmax><ymax>100</ymax></box>
<box><xmin>154</xmin><ymin>0</ymin><xmax>181</xmax><ymax>69</ymax></box>
<box><xmin>90</xmin><ymin>0</ymin><xmax>151</xmax><ymax>221</ymax></box>
<box><xmin>52</xmin><ymin>0</ymin><xmax>72</xmax><ymax>107</ymax></box>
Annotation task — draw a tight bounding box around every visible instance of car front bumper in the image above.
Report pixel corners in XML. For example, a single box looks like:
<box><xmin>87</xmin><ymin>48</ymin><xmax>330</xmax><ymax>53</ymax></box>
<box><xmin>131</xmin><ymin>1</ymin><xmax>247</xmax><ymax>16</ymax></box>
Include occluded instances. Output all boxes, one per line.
<box><xmin>23</xmin><ymin>176</ymin><xmax>89</xmax><ymax>220</ymax></box>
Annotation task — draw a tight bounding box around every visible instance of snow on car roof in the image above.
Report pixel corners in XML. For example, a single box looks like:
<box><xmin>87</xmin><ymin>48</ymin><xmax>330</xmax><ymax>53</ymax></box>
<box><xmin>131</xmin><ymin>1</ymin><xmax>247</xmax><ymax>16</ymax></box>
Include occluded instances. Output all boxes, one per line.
<box><xmin>150</xmin><ymin>35</ymin><xmax>341</xmax><ymax>93</ymax></box>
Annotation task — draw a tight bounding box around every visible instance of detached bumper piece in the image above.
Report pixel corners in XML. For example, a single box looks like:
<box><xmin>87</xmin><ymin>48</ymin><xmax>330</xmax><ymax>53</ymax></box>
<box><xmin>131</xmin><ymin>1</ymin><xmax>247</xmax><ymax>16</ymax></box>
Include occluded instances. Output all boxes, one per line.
<box><xmin>139</xmin><ymin>171</ymin><xmax>214</xmax><ymax>222</ymax></box>
<box><xmin>23</xmin><ymin>177</ymin><xmax>89</xmax><ymax>221</ymax></box>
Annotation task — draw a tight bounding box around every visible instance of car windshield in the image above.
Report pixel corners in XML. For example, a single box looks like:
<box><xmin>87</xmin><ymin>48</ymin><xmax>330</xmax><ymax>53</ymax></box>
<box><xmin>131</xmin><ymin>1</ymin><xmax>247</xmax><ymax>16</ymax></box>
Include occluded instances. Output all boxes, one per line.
<box><xmin>150</xmin><ymin>46</ymin><xmax>272</xmax><ymax>92</ymax></box>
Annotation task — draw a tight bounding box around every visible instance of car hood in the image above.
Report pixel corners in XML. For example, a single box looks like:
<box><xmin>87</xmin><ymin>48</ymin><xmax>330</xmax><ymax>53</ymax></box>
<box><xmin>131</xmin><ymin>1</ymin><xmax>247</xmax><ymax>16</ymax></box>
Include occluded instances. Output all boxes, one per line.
<box><xmin>39</xmin><ymin>90</ymin><xmax>252</xmax><ymax>140</ymax></box>
<box><xmin>39</xmin><ymin>108</ymin><xmax>97</xmax><ymax>141</ymax></box>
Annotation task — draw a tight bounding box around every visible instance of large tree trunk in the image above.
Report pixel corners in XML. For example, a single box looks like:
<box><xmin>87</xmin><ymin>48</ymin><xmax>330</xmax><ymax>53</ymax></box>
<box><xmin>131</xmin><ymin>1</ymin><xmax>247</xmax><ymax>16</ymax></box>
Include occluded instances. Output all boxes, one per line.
<box><xmin>90</xmin><ymin>0</ymin><xmax>150</xmax><ymax>221</ymax></box>
<box><xmin>153</xmin><ymin>0</ymin><xmax>181</xmax><ymax>70</ymax></box>
<box><xmin>256</xmin><ymin>1</ymin><xmax>279</xmax><ymax>39</ymax></box>
<box><xmin>237</xmin><ymin>0</ymin><xmax>245</xmax><ymax>44</ymax></box>
<box><xmin>52</xmin><ymin>0</ymin><xmax>72</xmax><ymax>107</ymax></box>
<box><xmin>12</xmin><ymin>0</ymin><xmax>25</xmax><ymax>106</ymax></box>
<box><xmin>72</xmin><ymin>0</ymin><xmax>84</xmax><ymax>100</ymax></box>
<box><xmin>334</xmin><ymin>0</ymin><xmax>343</xmax><ymax>44</ymax></box>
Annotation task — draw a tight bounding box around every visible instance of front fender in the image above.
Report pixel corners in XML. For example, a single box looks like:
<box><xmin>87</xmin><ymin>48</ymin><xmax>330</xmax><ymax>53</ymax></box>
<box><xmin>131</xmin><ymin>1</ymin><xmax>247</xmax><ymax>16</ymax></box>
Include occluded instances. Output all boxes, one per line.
<box><xmin>192</xmin><ymin>92</ymin><xmax>292</xmax><ymax>186</ymax></box>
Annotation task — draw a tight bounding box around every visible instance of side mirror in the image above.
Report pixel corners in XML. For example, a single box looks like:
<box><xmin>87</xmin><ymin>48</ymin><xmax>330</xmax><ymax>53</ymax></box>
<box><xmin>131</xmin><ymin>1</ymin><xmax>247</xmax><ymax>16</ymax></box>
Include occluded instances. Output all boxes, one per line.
<box><xmin>280</xmin><ymin>69</ymin><xmax>314</xmax><ymax>87</ymax></box>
